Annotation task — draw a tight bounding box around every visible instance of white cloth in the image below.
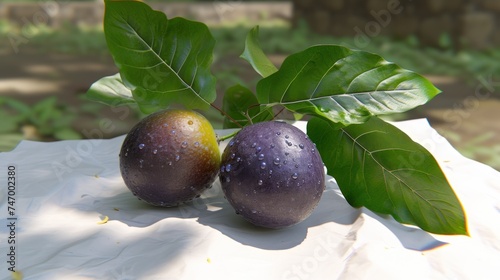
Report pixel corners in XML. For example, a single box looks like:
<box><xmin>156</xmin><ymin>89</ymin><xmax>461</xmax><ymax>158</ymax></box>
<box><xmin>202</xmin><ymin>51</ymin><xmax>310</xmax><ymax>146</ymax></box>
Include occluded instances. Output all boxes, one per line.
<box><xmin>1</xmin><ymin>119</ymin><xmax>499</xmax><ymax>280</ymax></box>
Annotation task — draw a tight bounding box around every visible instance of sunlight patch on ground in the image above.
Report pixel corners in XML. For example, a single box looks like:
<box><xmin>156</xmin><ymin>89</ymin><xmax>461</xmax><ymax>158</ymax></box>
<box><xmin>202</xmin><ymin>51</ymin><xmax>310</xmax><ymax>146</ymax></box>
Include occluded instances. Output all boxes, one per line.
<box><xmin>0</xmin><ymin>78</ymin><xmax>60</xmax><ymax>95</ymax></box>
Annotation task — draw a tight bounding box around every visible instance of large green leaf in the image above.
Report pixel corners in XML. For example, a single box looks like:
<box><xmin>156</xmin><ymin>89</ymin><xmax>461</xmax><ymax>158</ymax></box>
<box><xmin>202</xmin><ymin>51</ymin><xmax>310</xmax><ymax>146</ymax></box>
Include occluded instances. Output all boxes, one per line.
<box><xmin>222</xmin><ymin>84</ymin><xmax>273</xmax><ymax>129</ymax></box>
<box><xmin>307</xmin><ymin>116</ymin><xmax>467</xmax><ymax>235</ymax></box>
<box><xmin>104</xmin><ymin>0</ymin><xmax>216</xmax><ymax>113</ymax></box>
<box><xmin>257</xmin><ymin>45</ymin><xmax>440</xmax><ymax>126</ymax></box>
<box><xmin>86</xmin><ymin>73</ymin><xmax>135</xmax><ymax>107</ymax></box>
<box><xmin>240</xmin><ymin>26</ymin><xmax>278</xmax><ymax>78</ymax></box>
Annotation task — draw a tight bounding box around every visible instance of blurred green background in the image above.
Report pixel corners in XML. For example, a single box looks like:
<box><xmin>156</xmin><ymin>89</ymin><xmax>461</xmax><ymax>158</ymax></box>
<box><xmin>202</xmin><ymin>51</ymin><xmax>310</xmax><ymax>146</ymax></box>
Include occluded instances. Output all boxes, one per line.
<box><xmin>1</xmin><ymin>0</ymin><xmax>499</xmax><ymax>170</ymax></box>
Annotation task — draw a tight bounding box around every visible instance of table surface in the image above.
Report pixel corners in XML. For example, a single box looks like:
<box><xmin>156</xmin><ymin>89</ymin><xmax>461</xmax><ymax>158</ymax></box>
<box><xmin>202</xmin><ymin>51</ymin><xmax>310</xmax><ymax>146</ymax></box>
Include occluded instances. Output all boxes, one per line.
<box><xmin>1</xmin><ymin>119</ymin><xmax>499</xmax><ymax>280</ymax></box>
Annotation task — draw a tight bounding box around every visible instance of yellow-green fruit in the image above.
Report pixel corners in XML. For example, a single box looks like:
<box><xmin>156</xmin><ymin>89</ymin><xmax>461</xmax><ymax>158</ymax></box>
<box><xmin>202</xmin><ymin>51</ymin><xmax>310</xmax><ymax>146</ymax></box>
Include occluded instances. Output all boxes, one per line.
<box><xmin>119</xmin><ymin>109</ymin><xmax>220</xmax><ymax>207</ymax></box>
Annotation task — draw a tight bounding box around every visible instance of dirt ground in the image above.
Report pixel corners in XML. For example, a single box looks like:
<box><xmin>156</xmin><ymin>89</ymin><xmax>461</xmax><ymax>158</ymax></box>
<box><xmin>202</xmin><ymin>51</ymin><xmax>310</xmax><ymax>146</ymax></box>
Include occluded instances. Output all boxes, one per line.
<box><xmin>1</xmin><ymin>51</ymin><xmax>499</xmax><ymax>170</ymax></box>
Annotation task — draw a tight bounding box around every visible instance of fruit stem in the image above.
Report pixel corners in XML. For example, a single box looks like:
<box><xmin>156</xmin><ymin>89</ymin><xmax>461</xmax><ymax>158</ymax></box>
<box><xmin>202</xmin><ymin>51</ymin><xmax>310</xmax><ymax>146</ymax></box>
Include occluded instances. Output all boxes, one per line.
<box><xmin>217</xmin><ymin>129</ymin><xmax>240</xmax><ymax>143</ymax></box>
<box><xmin>210</xmin><ymin>103</ymin><xmax>243</xmax><ymax>128</ymax></box>
<box><xmin>273</xmin><ymin>107</ymin><xmax>285</xmax><ymax>120</ymax></box>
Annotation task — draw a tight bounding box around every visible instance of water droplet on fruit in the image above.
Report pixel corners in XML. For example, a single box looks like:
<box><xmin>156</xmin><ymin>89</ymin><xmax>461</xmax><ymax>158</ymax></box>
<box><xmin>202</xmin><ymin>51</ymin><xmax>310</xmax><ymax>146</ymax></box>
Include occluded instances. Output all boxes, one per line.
<box><xmin>194</xmin><ymin>141</ymin><xmax>200</xmax><ymax>147</ymax></box>
<box><xmin>299</xmin><ymin>143</ymin><xmax>304</xmax><ymax>149</ymax></box>
<box><xmin>229</xmin><ymin>140</ymin><xmax>234</xmax><ymax>147</ymax></box>
<box><xmin>285</xmin><ymin>135</ymin><xmax>289</xmax><ymax>139</ymax></box>
<box><xmin>181</xmin><ymin>141</ymin><xmax>188</xmax><ymax>148</ymax></box>
<box><xmin>258</xmin><ymin>180</ymin><xmax>263</xmax><ymax>185</ymax></box>
<box><xmin>138</xmin><ymin>144</ymin><xmax>145</xmax><ymax>149</ymax></box>
<box><xmin>226</xmin><ymin>177</ymin><xmax>231</xmax><ymax>183</ymax></box>
<box><xmin>171</xmin><ymin>130</ymin><xmax>176</xmax><ymax>135</ymax></box>
<box><xmin>258</xmin><ymin>153</ymin><xmax>265</xmax><ymax>160</ymax></box>
<box><xmin>220</xmin><ymin>165</ymin><xmax>225</xmax><ymax>173</ymax></box>
<box><xmin>153</xmin><ymin>149</ymin><xmax>158</xmax><ymax>155</ymax></box>
<box><xmin>139</xmin><ymin>159</ymin><xmax>144</xmax><ymax>168</ymax></box>
<box><xmin>285</xmin><ymin>152</ymin><xmax>289</xmax><ymax>156</ymax></box>
<box><xmin>295</xmin><ymin>164</ymin><xmax>299</xmax><ymax>168</ymax></box>
<box><xmin>260</xmin><ymin>162</ymin><xmax>267</xmax><ymax>169</ymax></box>
<box><xmin>285</xmin><ymin>140</ymin><xmax>292</xmax><ymax>146</ymax></box>
<box><xmin>251</xmin><ymin>210</ymin><xmax>257</xmax><ymax>214</ymax></box>
<box><xmin>225</xmin><ymin>164</ymin><xmax>232</xmax><ymax>172</ymax></box>
<box><xmin>255</xmin><ymin>146</ymin><xmax>262</xmax><ymax>153</ymax></box>
<box><xmin>273</xmin><ymin>157</ymin><xmax>280</xmax><ymax>165</ymax></box>
<box><xmin>175</xmin><ymin>155</ymin><xmax>180</xmax><ymax>161</ymax></box>
<box><xmin>276</xmin><ymin>132</ymin><xmax>281</xmax><ymax>136</ymax></box>
<box><xmin>188</xmin><ymin>120</ymin><xmax>193</xmax><ymax>125</ymax></box>
<box><xmin>230</xmin><ymin>153</ymin><xmax>236</xmax><ymax>159</ymax></box>
<box><xmin>292</xmin><ymin>173</ymin><xmax>298</xmax><ymax>180</ymax></box>
<box><xmin>270</xmin><ymin>144</ymin><xmax>275</xmax><ymax>148</ymax></box>
<box><xmin>308</xmin><ymin>164</ymin><xmax>313</xmax><ymax>169</ymax></box>
<box><xmin>251</xmin><ymin>142</ymin><xmax>257</xmax><ymax>148</ymax></box>
<box><xmin>163</xmin><ymin>123</ymin><xmax>168</xmax><ymax>127</ymax></box>
<box><xmin>124</xmin><ymin>152</ymin><xmax>128</xmax><ymax>157</ymax></box>
<box><xmin>236</xmin><ymin>157</ymin><xmax>242</xmax><ymax>163</ymax></box>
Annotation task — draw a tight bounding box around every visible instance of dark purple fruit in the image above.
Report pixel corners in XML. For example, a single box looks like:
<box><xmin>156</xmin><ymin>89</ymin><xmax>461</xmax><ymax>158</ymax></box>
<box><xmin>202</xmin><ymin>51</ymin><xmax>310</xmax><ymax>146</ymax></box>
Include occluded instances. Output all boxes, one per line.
<box><xmin>219</xmin><ymin>121</ymin><xmax>325</xmax><ymax>228</ymax></box>
<box><xmin>119</xmin><ymin>110</ymin><xmax>220</xmax><ymax>207</ymax></box>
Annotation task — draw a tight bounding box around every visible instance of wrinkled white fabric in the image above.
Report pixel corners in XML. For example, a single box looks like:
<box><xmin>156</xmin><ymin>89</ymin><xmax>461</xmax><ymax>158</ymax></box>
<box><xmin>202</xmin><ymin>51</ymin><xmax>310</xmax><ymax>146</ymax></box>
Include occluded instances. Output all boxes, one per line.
<box><xmin>0</xmin><ymin>119</ymin><xmax>499</xmax><ymax>280</ymax></box>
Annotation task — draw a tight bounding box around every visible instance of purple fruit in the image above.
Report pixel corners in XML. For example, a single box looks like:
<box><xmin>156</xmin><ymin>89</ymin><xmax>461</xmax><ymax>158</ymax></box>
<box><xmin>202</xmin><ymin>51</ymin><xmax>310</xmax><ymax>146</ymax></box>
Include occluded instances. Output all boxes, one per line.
<box><xmin>119</xmin><ymin>110</ymin><xmax>220</xmax><ymax>207</ymax></box>
<box><xmin>219</xmin><ymin>121</ymin><xmax>325</xmax><ymax>228</ymax></box>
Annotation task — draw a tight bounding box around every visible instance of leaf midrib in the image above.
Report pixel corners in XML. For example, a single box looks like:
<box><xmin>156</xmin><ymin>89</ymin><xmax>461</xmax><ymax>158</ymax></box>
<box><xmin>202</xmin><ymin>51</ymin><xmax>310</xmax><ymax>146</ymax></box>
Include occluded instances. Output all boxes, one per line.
<box><xmin>120</xmin><ymin>17</ymin><xmax>210</xmax><ymax>105</ymax></box>
<box><xmin>340</xmin><ymin>127</ymin><xmax>444</xmax><ymax>217</ymax></box>
<box><xmin>278</xmin><ymin>89</ymin><xmax>417</xmax><ymax>106</ymax></box>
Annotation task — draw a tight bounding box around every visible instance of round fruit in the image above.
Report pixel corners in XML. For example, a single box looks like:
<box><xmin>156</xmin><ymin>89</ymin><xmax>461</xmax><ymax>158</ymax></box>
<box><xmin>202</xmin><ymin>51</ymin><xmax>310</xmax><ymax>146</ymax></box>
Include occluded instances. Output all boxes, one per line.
<box><xmin>219</xmin><ymin>121</ymin><xmax>325</xmax><ymax>228</ymax></box>
<box><xmin>119</xmin><ymin>109</ymin><xmax>220</xmax><ymax>207</ymax></box>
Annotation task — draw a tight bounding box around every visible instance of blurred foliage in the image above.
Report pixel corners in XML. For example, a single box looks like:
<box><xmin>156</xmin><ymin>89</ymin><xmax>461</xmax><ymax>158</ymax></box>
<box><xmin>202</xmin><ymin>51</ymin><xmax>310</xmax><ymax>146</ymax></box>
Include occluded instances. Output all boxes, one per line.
<box><xmin>0</xmin><ymin>20</ymin><xmax>107</xmax><ymax>55</ymax></box>
<box><xmin>0</xmin><ymin>93</ymin><xmax>146</xmax><ymax>152</ymax></box>
<box><xmin>2</xmin><ymin>17</ymin><xmax>500</xmax><ymax>82</ymax></box>
<box><xmin>212</xmin><ymin>22</ymin><xmax>500</xmax><ymax>84</ymax></box>
<box><xmin>1</xmin><ymin>17</ymin><xmax>499</xmax><ymax>170</ymax></box>
<box><xmin>0</xmin><ymin>96</ymin><xmax>81</xmax><ymax>150</ymax></box>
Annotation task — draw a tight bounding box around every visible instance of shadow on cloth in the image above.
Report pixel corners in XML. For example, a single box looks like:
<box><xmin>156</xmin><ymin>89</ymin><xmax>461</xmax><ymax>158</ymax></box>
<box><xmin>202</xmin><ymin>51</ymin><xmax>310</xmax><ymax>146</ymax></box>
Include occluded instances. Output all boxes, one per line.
<box><xmin>90</xmin><ymin>179</ymin><xmax>446</xmax><ymax>251</ymax></box>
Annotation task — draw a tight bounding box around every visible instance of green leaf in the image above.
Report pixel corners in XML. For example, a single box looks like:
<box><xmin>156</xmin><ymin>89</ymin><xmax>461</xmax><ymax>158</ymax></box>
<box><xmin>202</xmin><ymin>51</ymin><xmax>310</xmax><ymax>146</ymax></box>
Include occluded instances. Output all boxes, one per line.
<box><xmin>222</xmin><ymin>84</ymin><xmax>273</xmax><ymax>129</ymax></box>
<box><xmin>54</xmin><ymin>128</ymin><xmax>82</xmax><ymax>140</ymax></box>
<box><xmin>257</xmin><ymin>45</ymin><xmax>441</xmax><ymax>126</ymax></box>
<box><xmin>240</xmin><ymin>26</ymin><xmax>278</xmax><ymax>78</ymax></box>
<box><xmin>104</xmin><ymin>0</ymin><xmax>216</xmax><ymax>113</ymax></box>
<box><xmin>307</xmin><ymin>116</ymin><xmax>468</xmax><ymax>235</ymax></box>
<box><xmin>1</xmin><ymin>97</ymin><xmax>31</xmax><ymax>119</ymax></box>
<box><xmin>32</xmin><ymin>97</ymin><xmax>58</xmax><ymax>126</ymax></box>
<box><xmin>86</xmin><ymin>73</ymin><xmax>135</xmax><ymax>107</ymax></box>
<box><xmin>0</xmin><ymin>112</ymin><xmax>20</xmax><ymax>133</ymax></box>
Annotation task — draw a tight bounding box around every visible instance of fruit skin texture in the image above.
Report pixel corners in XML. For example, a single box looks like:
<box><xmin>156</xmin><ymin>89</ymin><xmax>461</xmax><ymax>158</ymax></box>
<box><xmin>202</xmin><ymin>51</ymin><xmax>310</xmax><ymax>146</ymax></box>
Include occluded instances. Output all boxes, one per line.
<box><xmin>119</xmin><ymin>109</ymin><xmax>220</xmax><ymax>207</ymax></box>
<box><xmin>219</xmin><ymin>121</ymin><xmax>325</xmax><ymax>228</ymax></box>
